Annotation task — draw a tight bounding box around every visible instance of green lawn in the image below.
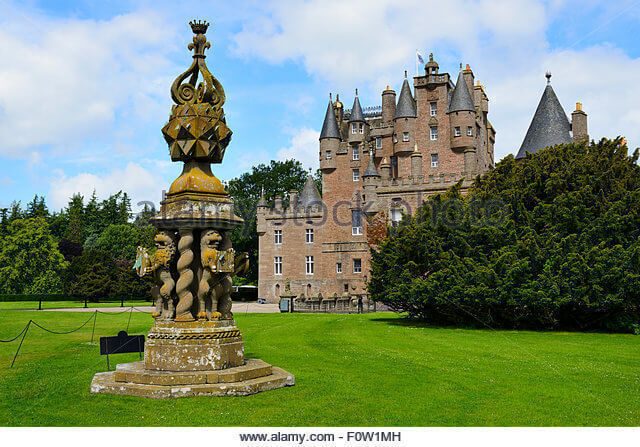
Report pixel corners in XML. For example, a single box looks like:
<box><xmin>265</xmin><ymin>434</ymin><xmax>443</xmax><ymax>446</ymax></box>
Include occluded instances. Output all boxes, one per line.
<box><xmin>0</xmin><ymin>310</ymin><xmax>638</xmax><ymax>426</ymax></box>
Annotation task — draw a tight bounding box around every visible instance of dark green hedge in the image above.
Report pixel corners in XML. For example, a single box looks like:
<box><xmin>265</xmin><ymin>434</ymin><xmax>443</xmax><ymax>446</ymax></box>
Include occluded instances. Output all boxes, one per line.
<box><xmin>369</xmin><ymin>138</ymin><xmax>640</xmax><ymax>333</ymax></box>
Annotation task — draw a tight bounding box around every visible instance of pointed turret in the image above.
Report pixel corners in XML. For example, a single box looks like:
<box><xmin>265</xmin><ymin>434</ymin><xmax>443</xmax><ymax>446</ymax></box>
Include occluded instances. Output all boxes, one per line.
<box><xmin>395</xmin><ymin>72</ymin><xmax>417</xmax><ymax>119</ymax></box>
<box><xmin>363</xmin><ymin>150</ymin><xmax>380</xmax><ymax>178</ymax></box>
<box><xmin>348</xmin><ymin>89</ymin><xmax>367</xmax><ymax>145</ymax></box>
<box><xmin>394</xmin><ymin>71</ymin><xmax>417</xmax><ymax>154</ymax></box>
<box><xmin>299</xmin><ymin>174</ymin><xmax>322</xmax><ymax>209</ymax></box>
<box><xmin>448</xmin><ymin>69</ymin><xmax>475</xmax><ymax>113</ymax></box>
<box><xmin>349</xmin><ymin>89</ymin><xmax>365</xmax><ymax>122</ymax></box>
<box><xmin>516</xmin><ymin>73</ymin><xmax>571</xmax><ymax>159</ymax></box>
<box><xmin>320</xmin><ymin>97</ymin><xmax>341</xmax><ymax>140</ymax></box>
<box><xmin>320</xmin><ymin>94</ymin><xmax>340</xmax><ymax>172</ymax></box>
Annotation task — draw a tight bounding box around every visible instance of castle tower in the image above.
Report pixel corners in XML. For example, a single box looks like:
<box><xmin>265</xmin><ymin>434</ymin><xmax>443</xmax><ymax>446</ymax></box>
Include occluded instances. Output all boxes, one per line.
<box><xmin>319</xmin><ymin>96</ymin><xmax>340</xmax><ymax>171</ymax></box>
<box><xmin>516</xmin><ymin>73</ymin><xmax>572</xmax><ymax>159</ymax></box>
<box><xmin>394</xmin><ymin>71</ymin><xmax>417</xmax><ymax>156</ymax></box>
<box><xmin>348</xmin><ymin>89</ymin><xmax>367</xmax><ymax>148</ymax></box>
<box><xmin>448</xmin><ymin>66</ymin><xmax>477</xmax><ymax>175</ymax></box>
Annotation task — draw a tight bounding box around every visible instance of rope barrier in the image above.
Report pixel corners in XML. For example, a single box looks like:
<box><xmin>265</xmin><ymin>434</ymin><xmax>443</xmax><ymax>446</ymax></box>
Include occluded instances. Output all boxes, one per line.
<box><xmin>0</xmin><ymin>323</ymin><xmax>30</xmax><ymax>343</ymax></box>
<box><xmin>30</xmin><ymin>313</ymin><xmax>97</xmax><ymax>335</ymax></box>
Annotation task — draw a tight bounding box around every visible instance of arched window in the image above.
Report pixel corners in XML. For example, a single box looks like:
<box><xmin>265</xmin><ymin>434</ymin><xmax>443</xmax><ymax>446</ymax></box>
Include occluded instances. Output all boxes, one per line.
<box><xmin>306</xmin><ymin>284</ymin><xmax>312</xmax><ymax>296</ymax></box>
<box><xmin>275</xmin><ymin>284</ymin><xmax>281</xmax><ymax>298</ymax></box>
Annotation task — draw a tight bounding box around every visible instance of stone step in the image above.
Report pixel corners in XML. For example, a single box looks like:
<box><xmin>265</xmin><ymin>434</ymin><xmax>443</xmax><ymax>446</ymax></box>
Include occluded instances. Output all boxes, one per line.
<box><xmin>113</xmin><ymin>358</ymin><xmax>273</xmax><ymax>386</ymax></box>
<box><xmin>91</xmin><ymin>365</ymin><xmax>295</xmax><ymax>399</ymax></box>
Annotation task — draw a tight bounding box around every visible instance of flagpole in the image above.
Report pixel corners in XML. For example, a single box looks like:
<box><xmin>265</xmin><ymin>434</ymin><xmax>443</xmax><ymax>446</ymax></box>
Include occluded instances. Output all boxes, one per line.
<box><xmin>415</xmin><ymin>49</ymin><xmax>418</xmax><ymax>77</ymax></box>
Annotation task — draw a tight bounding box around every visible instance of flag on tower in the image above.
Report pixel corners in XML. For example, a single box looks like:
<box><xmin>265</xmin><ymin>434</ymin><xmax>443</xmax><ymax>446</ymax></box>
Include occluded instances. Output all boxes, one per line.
<box><xmin>416</xmin><ymin>51</ymin><xmax>425</xmax><ymax>65</ymax></box>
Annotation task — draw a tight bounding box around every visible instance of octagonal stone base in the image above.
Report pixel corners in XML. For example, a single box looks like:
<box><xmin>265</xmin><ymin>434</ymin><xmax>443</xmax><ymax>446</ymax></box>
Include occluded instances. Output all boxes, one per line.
<box><xmin>145</xmin><ymin>320</ymin><xmax>245</xmax><ymax>371</ymax></box>
<box><xmin>90</xmin><ymin>320</ymin><xmax>295</xmax><ymax>398</ymax></box>
<box><xmin>91</xmin><ymin>358</ymin><xmax>295</xmax><ymax>398</ymax></box>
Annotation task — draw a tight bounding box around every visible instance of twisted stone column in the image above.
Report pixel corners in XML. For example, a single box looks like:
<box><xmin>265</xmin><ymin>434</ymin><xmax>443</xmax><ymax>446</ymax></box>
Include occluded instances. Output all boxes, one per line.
<box><xmin>175</xmin><ymin>229</ymin><xmax>195</xmax><ymax>321</ymax></box>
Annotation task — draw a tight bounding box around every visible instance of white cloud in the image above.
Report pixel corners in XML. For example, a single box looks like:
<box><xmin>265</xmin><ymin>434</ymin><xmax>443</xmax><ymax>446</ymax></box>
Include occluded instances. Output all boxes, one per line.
<box><xmin>232</xmin><ymin>0</ymin><xmax>548</xmax><ymax>91</ymax></box>
<box><xmin>0</xmin><ymin>7</ymin><xmax>178</xmax><ymax>157</ymax></box>
<box><xmin>277</xmin><ymin>128</ymin><xmax>320</xmax><ymax>170</ymax></box>
<box><xmin>48</xmin><ymin>162</ymin><xmax>165</xmax><ymax>211</ymax></box>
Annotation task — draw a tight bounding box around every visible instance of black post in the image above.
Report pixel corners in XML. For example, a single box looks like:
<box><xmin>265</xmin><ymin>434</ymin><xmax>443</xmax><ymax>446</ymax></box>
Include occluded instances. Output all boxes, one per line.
<box><xmin>84</xmin><ymin>297</ymin><xmax>88</xmax><ymax>309</ymax></box>
<box><xmin>38</xmin><ymin>297</ymin><xmax>42</xmax><ymax>311</ymax></box>
<box><xmin>11</xmin><ymin>321</ymin><xmax>31</xmax><ymax>368</ymax></box>
<box><xmin>91</xmin><ymin>310</ymin><xmax>97</xmax><ymax>344</ymax></box>
<box><xmin>121</xmin><ymin>296</ymin><xmax>124</xmax><ymax>307</ymax></box>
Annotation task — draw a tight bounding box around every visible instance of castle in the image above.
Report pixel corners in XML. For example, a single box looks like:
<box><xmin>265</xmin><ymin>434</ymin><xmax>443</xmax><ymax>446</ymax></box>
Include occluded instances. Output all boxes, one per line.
<box><xmin>257</xmin><ymin>56</ymin><xmax>588</xmax><ymax>307</ymax></box>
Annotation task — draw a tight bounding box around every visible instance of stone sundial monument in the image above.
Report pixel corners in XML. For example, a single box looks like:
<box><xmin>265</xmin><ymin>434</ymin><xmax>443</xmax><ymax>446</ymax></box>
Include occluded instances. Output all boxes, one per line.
<box><xmin>91</xmin><ymin>20</ymin><xmax>294</xmax><ymax>398</ymax></box>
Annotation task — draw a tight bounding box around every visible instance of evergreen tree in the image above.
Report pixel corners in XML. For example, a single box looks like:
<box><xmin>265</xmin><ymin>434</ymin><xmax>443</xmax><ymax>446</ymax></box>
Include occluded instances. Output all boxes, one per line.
<box><xmin>370</xmin><ymin>138</ymin><xmax>640</xmax><ymax>332</ymax></box>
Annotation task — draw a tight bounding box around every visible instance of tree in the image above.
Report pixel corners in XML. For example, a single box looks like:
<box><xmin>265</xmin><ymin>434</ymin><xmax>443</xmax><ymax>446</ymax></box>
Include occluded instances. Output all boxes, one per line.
<box><xmin>227</xmin><ymin>159</ymin><xmax>317</xmax><ymax>283</ymax></box>
<box><xmin>0</xmin><ymin>218</ymin><xmax>68</xmax><ymax>294</ymax></box>
<box><xmin>369</xmin><ymin>138</ymin><xmax>640</xmax><ymax>332</ymax></box>
<box><xmin>64</xmin><ymin>193</ymin><xmax>85</xmax><ymax>244</ymax></box>
<box><xmin>91</xmin><ymin>224</ymin><xmax>148</xmax><ymax>262</ymax></box>
<box><xmin>65</xmin><ymin>249</ymin><xmax>115</xmax><ymax>301</ymax></box>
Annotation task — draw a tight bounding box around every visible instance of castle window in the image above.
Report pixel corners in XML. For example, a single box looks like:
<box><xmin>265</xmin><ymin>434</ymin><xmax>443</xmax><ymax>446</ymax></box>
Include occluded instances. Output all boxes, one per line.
<box><xmin>305</xmin><ymin>228</ymin><xmax>314</xmax><ymax>243</ymax></box>
<box><xmin>454</xmin><ymin>127</ymin><xmax>461</xmax><ymax>137</ymax></box>
<box><xmin>359</xmin><ymin>123</ymin><xmax>364</xmax><ymax>134</ymax></box>
<box><xmin>430</xmin><ymin>102</ymin><xmax>437</xmax><ymax>116</ymax></box>
<box><xmin>353</xmin><ymin>258</ymin><xmax>362</xmax><ymax>274</ymax></box>
<box><xmin>390</xmin><ymin>208</ymin><xmax>402</xmax><ymax>227</ymax></box>
<box><xmin>274</xmin><ymin>229</ymin><xmax>282</xmax><ymax>245</ymax></box>
<box><xmin>305</xmin><ymin>256</ymin><xmax>314</xmax><ymax>275</ymax></box>
<box><xmin>402</xmin><ymin>132</ymin><xmax>410</xmax><ymax>142</ymax></box>
<box><xmin>431</xmin><ymin>153</ymin><xmax>439</xmax><ymax>168</ymax></box>
<box><xmin>352</xmin><ymin>209</ymin><xmax>363</xmax><ymax>235</ymax></box>
<box><xmin>274</xmin><ymin>256</ymin><xmax>282</xmax><ymax>275</ymax></box>
<box><xmin>351</xmin><ymin>123</ymin><xmax>357</xmax><ymax>134</ymax></box>
<box><xmin>375</xmin><ymin>137</ymin><xmax>382</xmax><ymax>149</ymax></box>
<box><xmin>352</xmin><ymin>146</ymin><xmax>359</xmax><ymax>160</ymax></box>
<box><xmin>344</xmin><ymin>283</ymin><xmax>349</xmax><ymax>292</ymax></box>
<box><xmin>352</xmin><ymin>169</ymin><xmax>360</xmax><ymax>182</ymax></box>
<box><xmin>336</xmin><ymin>262</ymin><xmax>342</xmax><ymax>274</ymax></box>
<box><xmin>467</xmin><ymin>126</ymin><xmax>473</xmax><ymax>136</ymax></box>
<box><xmin>325</xmin><ymin>150</ymin><xmax>332</xmax><ymax>160</ymax></box>
<box><xmin>430</xmin><ymin>126</ymin><xmax>438</xmax><ymax>141</ymax></box>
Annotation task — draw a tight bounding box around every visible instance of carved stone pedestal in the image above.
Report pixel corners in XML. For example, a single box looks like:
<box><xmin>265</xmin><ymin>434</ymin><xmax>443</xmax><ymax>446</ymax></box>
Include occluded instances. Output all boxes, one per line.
<box><xmin>91</xmin><ymin>321</ymin><xmax>295</xmax><ymax>398</ymax></box>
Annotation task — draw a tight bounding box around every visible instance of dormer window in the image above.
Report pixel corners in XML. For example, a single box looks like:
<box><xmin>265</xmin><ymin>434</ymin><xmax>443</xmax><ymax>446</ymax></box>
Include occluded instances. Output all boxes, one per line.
<box><xmin>402</xmin><ymin>132</ymin><xmax>410</xmax><ymax>142</ymax></box>
<box><xmin>358</xmin><ymin>123</ymin><xmax>364</xmax><ymax>134</ymax></box>
<box><xmin>351</xmin><ymin>123</ymin><xmax>357</xmax><ymax>134</ymax></box>
<box><xmin>454</xmin><ymin>127</ymin><xmax>461</xmax><ymax>137</ymax></box>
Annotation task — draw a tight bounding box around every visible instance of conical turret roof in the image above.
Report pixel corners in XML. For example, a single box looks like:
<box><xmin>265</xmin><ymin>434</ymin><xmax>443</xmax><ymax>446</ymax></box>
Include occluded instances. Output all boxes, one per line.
<box><xmin>448</xmin><ymin>70</ymin><xmax>475</xmax><ymax>113</ymax></box>
<box><xmin>395</xmin><ymin>75</ymin><xmax>416</xmax><ymax>119</ymax></box>
<box><xmin>349</xmin><ymin>91</ymin><xmax>365</xmax><ymax>122</ymax></box>
<box><xmin>516</xmin><ymin>74</ymin><xmax>571</xmax><ymax>159</ymax></box>
<box><xmin>299</xmin><ymin>174</ymin><xmax>322</xmax><ymax>207</ymax></box>
<box><xmin>363</xmin><ymin>151</ymin><xmax>380</xmax><ymax>177</ymax></box>
<box><xmin>320</xmin><ymin>99</ymin><xmax>341</xmax><ymax>140</ymax></box>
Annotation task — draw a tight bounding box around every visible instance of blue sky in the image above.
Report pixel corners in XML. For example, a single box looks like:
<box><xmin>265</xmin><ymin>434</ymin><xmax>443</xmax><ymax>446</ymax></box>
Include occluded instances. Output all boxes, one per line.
<box><xmin>1</xmin><ymin>0</ymin><xmax>640</xmax><ymax>212</ymax></box>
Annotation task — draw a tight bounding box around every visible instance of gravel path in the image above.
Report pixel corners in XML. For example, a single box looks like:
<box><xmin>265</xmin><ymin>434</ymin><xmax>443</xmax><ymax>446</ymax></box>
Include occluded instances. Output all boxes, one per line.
<box><xmin>42</xmin><ymin>302</ymin><xmax>280</xmax><ymax>314</ymax></box>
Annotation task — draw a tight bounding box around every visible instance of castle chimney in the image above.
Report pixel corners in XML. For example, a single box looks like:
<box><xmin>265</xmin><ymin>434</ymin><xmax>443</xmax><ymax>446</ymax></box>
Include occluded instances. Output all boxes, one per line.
<box><xmin>571</xmin><ymin>101</ymin><xmax>589</xmax><ymax>143</ymax></box>
<box><xmin>382</xmin><ymin>85</ymin><xmax>396</xmax><ymax>124</ymax></box>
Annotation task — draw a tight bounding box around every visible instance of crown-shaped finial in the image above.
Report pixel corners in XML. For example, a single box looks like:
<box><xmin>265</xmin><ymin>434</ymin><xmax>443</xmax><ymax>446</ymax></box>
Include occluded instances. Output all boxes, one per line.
<box><xmin>189</xmin><ymin>20</ymin><xmax>209</xmax><ymax>34</ymax></box>
<box><xmin>545</xmin><ymin>71</ymin><xmax>552</xmax><ymax>84</ymax></box>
